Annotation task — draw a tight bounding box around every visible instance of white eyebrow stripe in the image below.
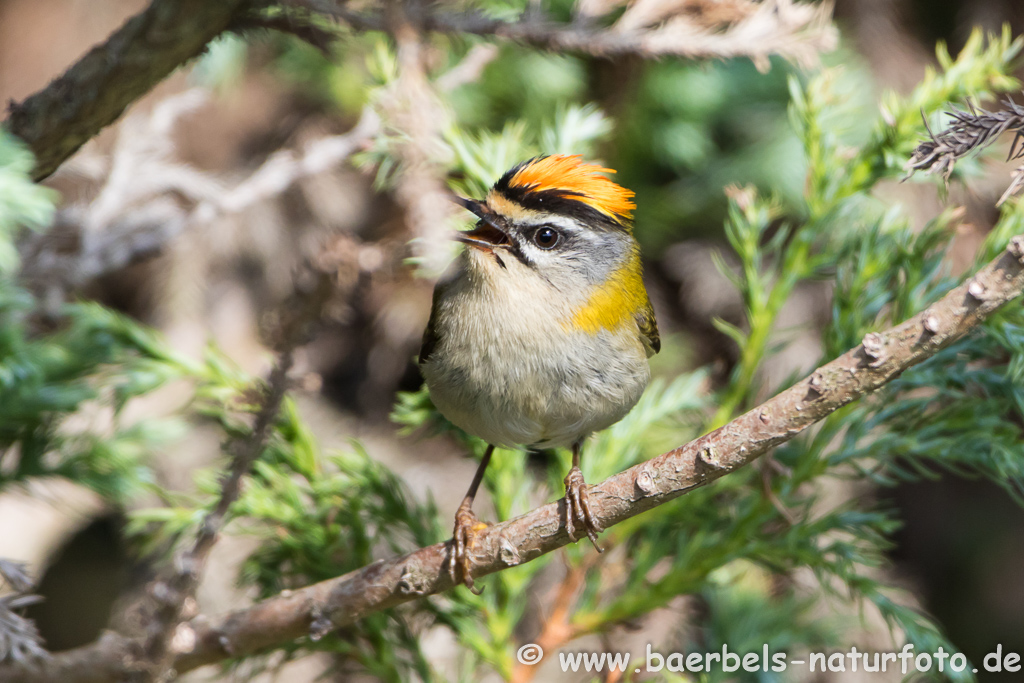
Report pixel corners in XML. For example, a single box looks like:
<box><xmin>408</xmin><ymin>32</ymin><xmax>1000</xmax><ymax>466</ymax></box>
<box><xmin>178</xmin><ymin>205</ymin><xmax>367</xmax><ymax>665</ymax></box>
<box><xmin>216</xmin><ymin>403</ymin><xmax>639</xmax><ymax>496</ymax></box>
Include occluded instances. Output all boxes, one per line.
<box><xmin>515</xmin><ymin>214</ymin><xmax>582</xmax><ymax>231</ymax></box>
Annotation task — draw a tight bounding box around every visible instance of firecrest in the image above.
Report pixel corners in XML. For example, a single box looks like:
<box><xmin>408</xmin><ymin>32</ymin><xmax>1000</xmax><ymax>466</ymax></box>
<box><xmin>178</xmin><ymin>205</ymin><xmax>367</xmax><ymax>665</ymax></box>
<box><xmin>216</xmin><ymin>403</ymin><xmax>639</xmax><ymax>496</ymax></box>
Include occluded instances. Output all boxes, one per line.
<box><xmin>419</xmin><ymin>155</ymin><xmax>660</xmax><ymax>590</ymax></box>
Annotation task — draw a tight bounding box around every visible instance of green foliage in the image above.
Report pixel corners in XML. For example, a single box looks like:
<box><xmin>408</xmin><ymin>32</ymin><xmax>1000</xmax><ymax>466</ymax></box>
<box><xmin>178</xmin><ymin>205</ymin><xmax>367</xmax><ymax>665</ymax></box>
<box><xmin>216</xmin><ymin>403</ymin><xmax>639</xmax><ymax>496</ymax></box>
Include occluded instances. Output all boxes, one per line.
<box><xmin>0</xmin><ymin>134</ymin><xmax>190</xmax><ymax>503</ymax></box>
<box><xmin>679</xmin><ymin>27</ymin><xmax>1023</xmax><ymax>682</ymax></box>
<box><xmin>445</xmin><ymin>103</ymin><xmax>613</xmax><ymax>200</ymax></box>
<box><xmin>5</xmin><ymin>13</ymin><xmax>1024</xmax><ymax>683</ymax></box>
<box><xmin>233</xmin><ymin>422</ymin><xmax>443</xmax><ymax>680</ymax></box>
<box><xmin>0</xmin><ymin>127</ymin><xmax>452</xmax><ymax>683</ymax></box>
<box><xmin>615</xmin><ymin>56</ymin><xmax>807</xmax><ymax>250</ymax></box>
<box><xmin>390</xmin><ymin>25</ymin><xmax>1024</xmax><ymax>683</ymax></box>
<box><xmin>692</xmin><ymin>563</ymin><xmax>838</xmax><ymax>683</ymax></box>
<box><xmin>0</xmin><ymin>132</ymin><xmax>54</xmax><ymax>274</ymax></box>
<box><xmin>452</xmin><ymin>47</ymin><xmax>590</xmax><ymax>130</ymax></box>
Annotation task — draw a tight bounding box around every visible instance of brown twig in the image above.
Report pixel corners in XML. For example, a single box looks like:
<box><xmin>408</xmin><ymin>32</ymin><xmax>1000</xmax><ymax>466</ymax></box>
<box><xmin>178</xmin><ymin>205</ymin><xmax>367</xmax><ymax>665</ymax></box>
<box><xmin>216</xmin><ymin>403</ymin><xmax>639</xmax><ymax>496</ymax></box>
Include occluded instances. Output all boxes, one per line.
<box><xmin>5</xmin><ymin>234</ymin><xmax>1024</xmax><ymax>682</ymax></box>
<box><xmin>18</xmin><ymin>98</ymin><xmax>382</xmax><ymax>309</ymax></box>
<box><xmin>121</xmin><ymin>264</ymin><xmax>335</xmax><ymax>681</ymax></box>
<box><xmin>17</xmin><ymin>42</ymin><xmax>492</xmax><ymax>302</ymax></box>
<box><xmin>133</xmin><ymin>273</ymin><xmax>335</xmax><ymax>680</ymax></box>
<box><xmin>3</xmin><ymin>0</ymin><xmax>250</xmax><ymax>181</ymax></box>
<box><xmin>0</xmin><ymin>561</ymin><xmax>45</xmax><ymax>666</ymax></box>
<box><xmin>316</xmin><ymin>0</ymin><xmax>836</xmax><ymax>71</ymax></box>
<box><xmin>228</xmin><ymin>10</ymin><xmax>338</xmax><ymax>56</ymax></box>
<box><xmin>3</xmin><ymin>0</ymin><xmax>833</xmax><ymax>184</ymax></box>
<box><xmin>135</xmin><ymin>354</ymin><xmax>296</xmax><ymax>681</ymax></box>
<box><xmin>1000</xmin><ymin>165</ymin><xmax>1024</xmax><ymax>206</ymax></box>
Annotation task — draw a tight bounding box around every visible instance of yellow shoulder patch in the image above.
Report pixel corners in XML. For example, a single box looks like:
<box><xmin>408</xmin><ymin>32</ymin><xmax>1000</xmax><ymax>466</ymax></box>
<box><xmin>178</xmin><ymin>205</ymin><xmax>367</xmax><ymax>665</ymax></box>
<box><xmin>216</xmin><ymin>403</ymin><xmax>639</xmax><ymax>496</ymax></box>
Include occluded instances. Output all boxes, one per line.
<box><xmin>567</xmin><ymin>251</ymin><xmax>653</xmax><ymax>340</ymax></box>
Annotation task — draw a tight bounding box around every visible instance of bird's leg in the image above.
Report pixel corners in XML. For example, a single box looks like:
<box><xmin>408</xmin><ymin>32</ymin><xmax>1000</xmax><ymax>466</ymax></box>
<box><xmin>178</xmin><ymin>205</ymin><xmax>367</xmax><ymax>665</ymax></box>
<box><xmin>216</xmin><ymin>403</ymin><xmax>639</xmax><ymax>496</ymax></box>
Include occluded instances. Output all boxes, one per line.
<box><xmin>564</xmin><ymin>442</ymin><xmax>603</xmax><ymax>552</ymax></box>
<box><xmin>450</xmin><ymin>444</ymin><xmax>494</xmax><ymax>593</ymax></box>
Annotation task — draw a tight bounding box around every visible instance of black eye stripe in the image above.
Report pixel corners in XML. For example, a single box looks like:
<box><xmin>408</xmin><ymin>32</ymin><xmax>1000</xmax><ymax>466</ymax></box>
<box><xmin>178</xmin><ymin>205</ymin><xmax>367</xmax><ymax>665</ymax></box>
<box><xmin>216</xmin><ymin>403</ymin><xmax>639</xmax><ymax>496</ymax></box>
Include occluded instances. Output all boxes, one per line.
<box><xmin>508</xmin><ymin>240</ymin><xmax>535</xmax><ymax>268</ymax></box>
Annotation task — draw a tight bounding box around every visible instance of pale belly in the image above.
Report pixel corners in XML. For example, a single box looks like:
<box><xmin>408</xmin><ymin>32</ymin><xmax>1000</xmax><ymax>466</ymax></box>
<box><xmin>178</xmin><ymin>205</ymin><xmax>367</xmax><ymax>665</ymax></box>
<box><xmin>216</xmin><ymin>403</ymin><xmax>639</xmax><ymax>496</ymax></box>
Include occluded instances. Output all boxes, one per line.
<box><xmin>422</xmin><ymin>316</ymin><xmax>651</xmax><ymax>449</ymax></box>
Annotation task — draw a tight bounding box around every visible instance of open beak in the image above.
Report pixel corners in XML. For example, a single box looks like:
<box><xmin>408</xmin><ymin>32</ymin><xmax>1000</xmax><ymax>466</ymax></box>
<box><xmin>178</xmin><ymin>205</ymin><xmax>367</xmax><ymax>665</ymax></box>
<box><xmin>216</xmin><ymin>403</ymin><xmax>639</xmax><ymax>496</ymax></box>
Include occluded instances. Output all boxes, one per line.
<box><xmin>453</xmin><ymin>197</ymin><xmax>510</xmax><ymax>250</ymax></box>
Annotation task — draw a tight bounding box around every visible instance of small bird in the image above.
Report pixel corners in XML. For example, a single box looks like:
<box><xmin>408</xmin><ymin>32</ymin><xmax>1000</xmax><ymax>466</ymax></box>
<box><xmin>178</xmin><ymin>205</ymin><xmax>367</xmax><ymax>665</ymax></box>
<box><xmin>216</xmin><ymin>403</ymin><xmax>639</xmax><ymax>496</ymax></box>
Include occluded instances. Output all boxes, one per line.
<box><xmin>420</xmin><ymin>155</ymin><xmax>660</xmax><ymax>590</ymax></box>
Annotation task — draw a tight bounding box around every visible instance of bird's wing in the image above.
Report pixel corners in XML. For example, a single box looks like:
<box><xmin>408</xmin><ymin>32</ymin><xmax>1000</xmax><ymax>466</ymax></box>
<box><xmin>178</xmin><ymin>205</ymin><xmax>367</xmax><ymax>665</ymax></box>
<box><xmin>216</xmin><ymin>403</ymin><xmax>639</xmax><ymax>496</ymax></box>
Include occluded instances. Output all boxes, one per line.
<box><xmin>636</xmin><ymin>299</ymin><xmax>660</xmax><ymax>357</ymax></box>
<box><xmin>418</xmin><ymin>280</ymin><xmax>449</xmax><ymax>365</ymax></box>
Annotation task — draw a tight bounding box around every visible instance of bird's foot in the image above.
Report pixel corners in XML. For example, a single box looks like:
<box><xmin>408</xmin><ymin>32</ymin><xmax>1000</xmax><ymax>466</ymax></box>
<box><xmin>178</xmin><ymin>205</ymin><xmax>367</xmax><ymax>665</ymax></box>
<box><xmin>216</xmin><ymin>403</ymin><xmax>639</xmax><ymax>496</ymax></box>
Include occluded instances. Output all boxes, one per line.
<box><xmin>450</xmin><ymin>502</ymin><xmax>490</xmax><ymax>593</ymax></box>
<box><xmin>563</xmin><ymin>465</ymin><xmax>603</xmax><ymax>552</ymax></box>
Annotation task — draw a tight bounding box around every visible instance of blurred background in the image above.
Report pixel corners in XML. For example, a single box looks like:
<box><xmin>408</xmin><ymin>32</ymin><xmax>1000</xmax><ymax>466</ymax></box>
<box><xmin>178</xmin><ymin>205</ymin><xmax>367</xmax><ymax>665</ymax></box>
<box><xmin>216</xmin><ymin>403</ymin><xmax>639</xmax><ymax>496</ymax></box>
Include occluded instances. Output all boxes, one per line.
<box><xmin>2</xmin><ymin>0</ymin><xmax>1024</xmax><ymax>680</ymax></box>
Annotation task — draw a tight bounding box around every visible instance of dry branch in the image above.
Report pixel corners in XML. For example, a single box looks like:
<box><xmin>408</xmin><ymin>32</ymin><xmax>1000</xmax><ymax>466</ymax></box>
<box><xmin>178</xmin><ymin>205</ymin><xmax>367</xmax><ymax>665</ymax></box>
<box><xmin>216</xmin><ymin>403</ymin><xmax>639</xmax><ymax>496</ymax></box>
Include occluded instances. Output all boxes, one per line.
<box><xmin>904</xmin><ymin>96</ymin><xmax>1024</xmax><ymax>205</ymax></box>
<box><xmin>318</xmin><ymin>0</ymin><xmax>836</xmax><ymax>70</ymax></box>
<box><xmin>125</xmin><ymin>265</ymin><xmax>337</xmax><ymax>681</ymax></box>
<box><xmin>135</xmin><ymin>352</ymin><xmax>298</xmax><ymax>681</ymax></box>
<box><xmin>3</xmin><ymin>0</ymin><xmax>250</xmax><ymax>181</ymax></box>
<box><xmin>905</xmin><ymin>98</ymin><xmax>1024</xmax><ymax>176</ymax></box>
<box><xmin>18</xmin><ymin>97</ymin><xmax>381</xmax><ymax>307</ymax></box>
<box><xmin>0</xmin><ymin>560</ymin><xmax>45</xmax><ymax>667</ymax></box>
<box><xmin>17</xmin><ymin>39</ymin><xmax>493</xmax><ymax>301</ymax></box>
<box><xmin>3</xmin><ymin>0</ymin><xmax>835</xmax><ymax>184</ymax></box>
<box><xmin>6</xmin><ymin>235</ymin><xmax>1024</xmax><ymax>682</ymax></box>
<box><xmin>229</xmin><ymin>11</ymin><xmax>338</xmax><ymax>56</ymax></box>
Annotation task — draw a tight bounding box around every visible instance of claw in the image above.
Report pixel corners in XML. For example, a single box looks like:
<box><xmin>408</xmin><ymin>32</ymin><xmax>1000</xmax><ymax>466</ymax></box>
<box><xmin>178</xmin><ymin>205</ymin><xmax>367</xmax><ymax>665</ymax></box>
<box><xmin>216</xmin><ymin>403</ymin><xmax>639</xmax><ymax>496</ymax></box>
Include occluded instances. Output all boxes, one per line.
<box><xmin>450</xmin><ymin>502</ymin><xmax>490</xmax><ymax>593</ymax></box>
<box><xmin>563</xmin><ymin>466</ymin><xmax>603</xmax><ymax>552</ymax></box>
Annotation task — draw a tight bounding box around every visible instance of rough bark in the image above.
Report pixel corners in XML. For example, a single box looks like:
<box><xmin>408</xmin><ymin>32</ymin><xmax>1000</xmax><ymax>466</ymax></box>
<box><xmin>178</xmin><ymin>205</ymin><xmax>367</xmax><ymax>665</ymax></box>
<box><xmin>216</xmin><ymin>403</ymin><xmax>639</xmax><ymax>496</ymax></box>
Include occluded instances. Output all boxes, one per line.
<box><xmin>3</xmin><ymin>0</ymin><xmax>249</xmax><ymax>181</ymax></box>
<box><xmin>5</xmin><ymin>236</ymin><xmax>1024</xmax><ymax>682</ymax></box>
<box><xmin>1</xmin><ymin>0</ymin><xmax>835</xmax><ymax>181</ymax></box>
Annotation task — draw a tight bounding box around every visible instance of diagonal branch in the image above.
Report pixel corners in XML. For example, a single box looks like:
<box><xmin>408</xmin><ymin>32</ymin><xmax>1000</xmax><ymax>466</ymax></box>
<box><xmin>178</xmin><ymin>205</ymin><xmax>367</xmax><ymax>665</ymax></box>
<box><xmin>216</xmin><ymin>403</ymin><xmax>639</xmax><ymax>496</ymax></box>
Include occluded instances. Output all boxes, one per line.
<box><xmin>134</xmin><ymin>352</ymin><xmax>297</xmax><ymax>680</ymax></box>
<box><xmin>16</xmin><ymin>43</ymin><xmax>491</xmax><ymax>301</ymax></box>
<box><xmin>3</xmin><ymin>0</ymin><xmax>251</xmax><ymax>181</ymax></box>
<box><xmin>5</xmin><ymin>235</ymin><xmax>1024</xmax><ymax>682</ymax></box>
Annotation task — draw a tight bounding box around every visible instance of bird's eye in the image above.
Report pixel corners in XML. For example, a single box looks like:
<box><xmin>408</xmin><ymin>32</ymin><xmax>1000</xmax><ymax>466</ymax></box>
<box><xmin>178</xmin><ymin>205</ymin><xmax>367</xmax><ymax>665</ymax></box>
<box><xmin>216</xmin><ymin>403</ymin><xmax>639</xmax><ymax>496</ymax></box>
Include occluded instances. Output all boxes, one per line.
<box><xmin>533</xmin><ymin>227</ymin><xmax>560</xmax><ymax>249</ymax></box>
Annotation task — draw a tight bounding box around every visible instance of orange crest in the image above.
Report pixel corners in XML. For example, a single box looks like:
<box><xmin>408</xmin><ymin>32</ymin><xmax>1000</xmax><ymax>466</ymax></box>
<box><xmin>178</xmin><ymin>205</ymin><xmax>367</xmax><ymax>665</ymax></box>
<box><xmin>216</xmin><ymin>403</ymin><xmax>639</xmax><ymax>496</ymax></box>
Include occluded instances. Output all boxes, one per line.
<box><xmin>506</xmin><ymin>155</ymin><xmax>635</xmax><ymax>224</ymax></box>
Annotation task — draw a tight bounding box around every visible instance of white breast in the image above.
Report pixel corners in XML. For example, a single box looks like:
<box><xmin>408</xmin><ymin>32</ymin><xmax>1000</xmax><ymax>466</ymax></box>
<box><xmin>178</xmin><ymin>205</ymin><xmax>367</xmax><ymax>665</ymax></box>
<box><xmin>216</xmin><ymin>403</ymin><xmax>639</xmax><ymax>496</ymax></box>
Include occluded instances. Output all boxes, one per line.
<box><xmin>421</xmin><ymin>258</ymin><xmax>651</xmax><ymax>449</ymax></box>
